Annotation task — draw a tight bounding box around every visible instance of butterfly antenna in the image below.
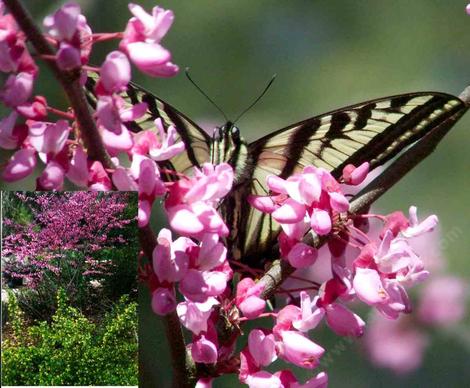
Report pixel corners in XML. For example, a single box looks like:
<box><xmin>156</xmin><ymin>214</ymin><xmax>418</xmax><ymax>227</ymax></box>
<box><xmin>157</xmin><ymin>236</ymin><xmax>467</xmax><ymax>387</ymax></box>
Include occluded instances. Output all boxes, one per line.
<box><xmin>233</xmin><ymin>74</ymin><xmax>277</xmax><ymax>124</ymax></box>
<box><xmin>185</xmin><ymin>68</ymin><xmax>229</xmax><ymax>122</ymax></box>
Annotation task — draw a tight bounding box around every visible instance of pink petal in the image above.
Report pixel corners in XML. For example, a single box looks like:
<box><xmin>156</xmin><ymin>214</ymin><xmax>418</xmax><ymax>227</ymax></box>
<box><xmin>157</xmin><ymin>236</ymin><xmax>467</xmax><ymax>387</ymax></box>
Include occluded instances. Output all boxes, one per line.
<box><xmin>191</xmin><ymin>335</ymin><xmax>218</xmax><ymax>364</ymax></box>
<box><xmin>272</xmin><ymin>198</ymin><xmax>305</xmax><ymax>224</ymax></box>
<box><xmin>37</xmin><ymin>161</ymin><xmax>65</xmax><ymax>190</ymax></box>
<box><xmin>99</xmin><ymin>51</ymin><xmax>131</xmax><ymax>93</ymax></box>
<box><xmin>353</xmin><ymin>268</ymin><xmax>388</xmax><ymax>305</ymax></box>
<box><xmin>151</xmin><ymin>287</ymin><xmax>176</xmax><ymax>315</ymax></box>
<box><xmin>310</xmin><ymin>209</ymin><xmax>331</xmax><ymax>235</ymax></box>
<box><xmin>56</xmin><ymin>42</ymin><xmax>81</xmax><ymax>70</ymax></box>
<box><xmin>325</xmin><ymin>303</ymin><xmax>365</xmax><ymax>337</ymax></box>
<box><xmin>287</xmin><ymin>242</ymin><xmax>318</xmax><ymax>269</ymax></box>
<box><xmin>66</xmin><ymin>146</ymin><xmax>88</xmax><ymax>186</ymax></box>
<box><xmin>2</xmin><ymin>148</ymin><xmax>36</xmax><ymax>182</ymax></box>
<box><xmin>329</xmin><ymin>191</ymin><xmax>349</xmax><ymax>212</ymax></box>
<box><xmin>248</xmin><ymin>329</ymin><xmax>277</xmax><ymax>367</ymax></box>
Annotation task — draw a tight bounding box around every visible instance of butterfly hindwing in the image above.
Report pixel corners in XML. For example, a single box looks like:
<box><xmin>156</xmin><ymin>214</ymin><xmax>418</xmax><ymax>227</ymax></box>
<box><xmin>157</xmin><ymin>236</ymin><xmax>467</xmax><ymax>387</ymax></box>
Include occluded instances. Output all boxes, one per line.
<box><xmin>236</xmin><ymin>92</ymin><xmax>467</xmax><ymax>262</ymax></box>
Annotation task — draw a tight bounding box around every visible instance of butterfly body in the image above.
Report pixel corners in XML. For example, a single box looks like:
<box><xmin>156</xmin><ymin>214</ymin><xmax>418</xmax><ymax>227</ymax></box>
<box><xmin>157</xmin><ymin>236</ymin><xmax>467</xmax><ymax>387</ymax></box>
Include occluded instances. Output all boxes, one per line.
<box><xmin>84</xmin><ymin>75</ymin><xmax>468</xmax><ymax>264</ymax></box>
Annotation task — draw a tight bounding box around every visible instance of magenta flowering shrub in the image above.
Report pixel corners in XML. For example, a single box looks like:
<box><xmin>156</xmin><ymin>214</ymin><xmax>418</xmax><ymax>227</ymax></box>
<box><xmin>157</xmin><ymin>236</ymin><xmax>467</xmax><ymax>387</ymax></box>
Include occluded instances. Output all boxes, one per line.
<box><xmin>0</xmin><ymin>1</ymin><xmax>468</xmax><ymax>387</ymax></box>
<box><xmin>2</xmin><ymin>192</ymin><xmax>133</xmax><ymax>286</ymax></box>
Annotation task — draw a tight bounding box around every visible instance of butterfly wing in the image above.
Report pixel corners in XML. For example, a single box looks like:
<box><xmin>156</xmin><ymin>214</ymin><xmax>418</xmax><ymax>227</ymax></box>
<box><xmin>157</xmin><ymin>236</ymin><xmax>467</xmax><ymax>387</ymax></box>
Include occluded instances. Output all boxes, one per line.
<box><xmin>84</xmin><ymin>75</ymin><xmax>212</xmax><ymax>179</ymax></box>
<box><xmin>235</xmin><ymin>92</ymin><xmax>467</xmax><ymax>263</ymax></box>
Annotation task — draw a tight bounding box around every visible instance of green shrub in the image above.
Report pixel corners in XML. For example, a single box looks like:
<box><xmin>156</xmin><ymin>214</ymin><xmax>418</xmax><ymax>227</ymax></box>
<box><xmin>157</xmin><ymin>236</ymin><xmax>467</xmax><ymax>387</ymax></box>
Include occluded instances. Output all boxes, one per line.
<box><xmin>2</xmin><ymin>289</ymin><xmax>138</xmax><ymax>386</ymax></box>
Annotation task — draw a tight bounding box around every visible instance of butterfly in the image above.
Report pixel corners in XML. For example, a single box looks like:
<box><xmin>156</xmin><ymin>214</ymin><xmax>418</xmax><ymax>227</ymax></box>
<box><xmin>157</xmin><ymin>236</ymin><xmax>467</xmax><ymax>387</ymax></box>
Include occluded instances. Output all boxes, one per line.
<box><xmin>85</xmin><ymin>76</ymin><xmax>468</xmax><ymax>266</ymax></box>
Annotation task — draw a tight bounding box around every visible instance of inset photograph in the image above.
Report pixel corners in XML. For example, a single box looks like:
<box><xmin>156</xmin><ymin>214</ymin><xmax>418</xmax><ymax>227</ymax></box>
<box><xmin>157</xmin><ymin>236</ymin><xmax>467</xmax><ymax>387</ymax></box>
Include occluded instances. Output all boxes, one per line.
<box><xmin>1</xmin><ymin>191</ymin><xmax>139</xmax><ymax>386</ymax></box>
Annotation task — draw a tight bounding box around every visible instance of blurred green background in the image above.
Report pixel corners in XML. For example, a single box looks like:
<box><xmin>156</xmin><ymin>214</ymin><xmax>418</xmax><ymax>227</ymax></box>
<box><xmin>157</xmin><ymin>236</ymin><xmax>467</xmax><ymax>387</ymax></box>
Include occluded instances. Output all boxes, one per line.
<box><xmin>1</xmin><ymin>1</ymin><xmax>469</xmax><ymax>387</ymax></box>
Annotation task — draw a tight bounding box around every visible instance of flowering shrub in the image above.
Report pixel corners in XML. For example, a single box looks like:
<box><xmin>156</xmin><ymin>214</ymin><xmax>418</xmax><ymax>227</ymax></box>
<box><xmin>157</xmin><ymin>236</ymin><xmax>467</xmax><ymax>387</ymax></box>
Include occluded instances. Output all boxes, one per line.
<box><xmin>2</xmin><ymin>289</ymin><xmax>138</xmax><ymax>386</ymax></box>
<box><xmin>2</xmin><ymin>192</ymin><xmax>135</xmax><ymax>287</ymax></box>
<box><xmin>0</xmin><ymin>1</ymin><xmax>468</xmax><ymax>387</ymax></box>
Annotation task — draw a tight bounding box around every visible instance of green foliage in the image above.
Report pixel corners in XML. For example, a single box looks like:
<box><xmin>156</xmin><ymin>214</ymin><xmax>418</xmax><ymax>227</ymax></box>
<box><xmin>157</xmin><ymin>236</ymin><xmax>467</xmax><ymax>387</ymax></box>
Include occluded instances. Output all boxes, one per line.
<box><xmin>2</xmin><ymin>290</ymin><xmax>138</xmax><ymax>386</ymax></box>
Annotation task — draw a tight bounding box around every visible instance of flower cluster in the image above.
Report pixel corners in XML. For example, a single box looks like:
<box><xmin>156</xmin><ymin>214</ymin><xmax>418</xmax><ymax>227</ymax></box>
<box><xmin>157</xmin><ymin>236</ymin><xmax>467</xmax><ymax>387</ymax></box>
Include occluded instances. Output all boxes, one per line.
<box><xmin>363</xmin><ymin>224</ymin><xmax>468</xmax><ymax>374</ymax></box>
<box><xmin>2</xmin><ymin>192</ymin><xmax>133</xmax><ymax>286</ymax></box>
<box><xmin>1</xmin><ymin>2</ymin><xmax>179</xmax><ymax>193</ymax></box>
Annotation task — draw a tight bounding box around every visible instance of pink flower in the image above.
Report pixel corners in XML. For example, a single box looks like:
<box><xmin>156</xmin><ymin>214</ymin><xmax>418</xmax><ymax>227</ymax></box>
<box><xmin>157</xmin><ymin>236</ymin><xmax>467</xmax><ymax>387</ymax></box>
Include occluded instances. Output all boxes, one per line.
<box><xmin>56</xmin><ymin>42</ymin><xmax>81</xmax><ymax>70</ymax></box>
<box><xmin>467</xmin><ymin>3</ymin><xmax>470</xmax><ymax>15</ymax></box>
<box><xmin>43</xmin><ymin>2</ymin><xmax>81</xmax><ymax>41</ymax></box>
<box><xmin>37</xmin><ymin>161</ymin><xmax>65</xmax><ymax>190</ymax></box>
<box><xmin>235</xmin><ymin>278</ymin><xmax>266</xmax><ymax>319</ymax></box>
<box><xmin>176</xmin><ymin>297</ymin><xmax>219</xmax><ymax>335</ymax></box>
<box><xmin>195</xmin><ymin>378</ymin><xmax>213</xmax><ymax>388</ymax></box>
<box><xmin>120</xmin><ymin>4</ymin><xmax>178</xmax><ymax>77</ymax></box>
<box><xmin>402</xmin><ymin>206</ymin><xmax>438</xmax><ymax>238</ymax></box>
<box><xmin>353</xmin><ymin>267</ymin><xmax>388</xmax><ymax>305</ymax></box>
<box><xmin>286</xmin><ymin>242</ymin><xmax>318</xmax><ymax>268</ymax></box>
<box><xmin>0</xmin><ymin>11</ymin><xmax>38</xmax><ymax>75</ymax></box>
<box><xmin>310</xmin><ymin>209</ymin><xmax>332</xmax><ymax>235</ymax></box>
<box><xmin>28</xmin><ymin>120</ymin><xmax>70</xmax><ymax>156</ymax></box>
<box><xmin>2</xmin><ymin>147</ymin><xmax>36</xmax><ymax>182</ymax></box>
<box><xmin>418</xmin><ymin>276</ymin><xmax>468</xmax><ymax>327</ymax></box>
<box><xmin>153</xmin><ymin>228</ymin><xmax>190</xmax><ymax>283</ymax></box>
<box><xmin>342</xmin><ymin>162</ymin><xmax>369</xmax><ymax>185</ymax></box>
<box><xmin>191</xmin><ymin>335</ymin><xmax>218</xmax><ymax>364</ymax></box>
<box><xmin>298</xmin><ymin>371</ymin><xmax>328</xmax><ymax>388</ymax></box>
<box><xmin>292</xmin><ymin>292</ymin><xmax>324</xmax><ymax>332</ymax></box>
<box><xmin>248</xmin><ymin>329</ymin><xmax>278</xmax><ymax>367</ymax></box>
<box><xmin>151</xmin><ymin>287</ymin><xmax>176</xmax><ymax>315</ymax></box>
<box><xmin>196</xmin><ymin>233</ymin><xmax>227</xmax><ymax>271</ymax></box>
<box><xmin>88</xmin><ymin>161</ymin><xmax>112</xmax><ymax>191</ymax></box>
<box><xmin>277</xmin><ymin>330</ymin><xmax>324</xmax><ymax>369</ymax></box>
<box><xmin>0</xmin><ymin>111</ymin><xmax>20</xmax><ymax>149</ymax></box>
<box><xmin>95</xmin><ymin>95</ymin><xmax>146</xmax><ymax>154</ymax></box>
<box><xmin>66</xmin><ymin>145</ymin><xmax>88</xmax><ymax>187</ymax></box>
<box><xmin>0</xmin><ymin>72</ymin><xmax>34</xmax><ymax>107</ymax></box>
<box><xmin>98</xmin><ymin>51</ymin><xmax>131</xmax><ymax>94</ymax></box>
<box><xmin>148</xmin><ymin>118</ymin><xmax>185</xmax><ymax>161</ymax></box>
<box><xmin>43</xmin><ymin>2</ymin><xmax>92</xmax><ymax>69</ymax></box>
<box><xmin>245</xmin><ymin>371</ymin><xmax>282</xmax><ymax>388</ymax></box>
<box><xmin>324</xmin><ymin>303</ymin><xmax>364</xmax><ymax>337</ymax></box>
<box><xmin>165</xmin><ymin>163</ymin><xmax>233</xmax><ymax>237</ymax></box>
<box><xmin>364</xmin><ymin>312</ymin><xmax>428</xmax><ymax>375</ymax></box>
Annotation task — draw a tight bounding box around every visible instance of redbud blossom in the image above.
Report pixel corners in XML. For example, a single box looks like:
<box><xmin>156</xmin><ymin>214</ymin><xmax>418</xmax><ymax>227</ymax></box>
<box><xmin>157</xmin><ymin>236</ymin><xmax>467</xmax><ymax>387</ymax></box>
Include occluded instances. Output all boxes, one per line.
<box><xmin>342</xmin><ymin>162</ymin><xmax>369</xmax><ymax>185</ymax></box>
<box><xmin>191</xmin><ymin>335</ymin><xmax>218</xmax><ymax>364</ymax></box>
<box><xmin>0</xmin><ymin>72</ymin><xmax>34</xmax><ymax>107</ymax></box>
<box><xmin>248</xmin><ymin>329</ymin><xmax>278</xmax><ymax>367</ymax></box>
<box><xmin>28</xmin><ymin>120</ymin><xmax>70</xmax><ymax>156</ymax></box>
<box><xmin>66</xmin><ymin>145</ymin><xmax>88</xmax><ymax>187</ymax></box>
<box><xmin>151</xmin><ymin>287</ymin><xmax>176</xmax><ymax>315</ymax></box>
<box><xmin>277</xmin><ymin>330</ymin><xmax>325</xmax><ymax>369</ymax></box>
<box><xmin>149</xmin><ymin>118</ymin><xmax>185</xmax><ymax>161</ymax></box>
<box><xmin>176</xmin><ymin>298</ymin><xmax>219</xmax><ymax>334</ymax></box>
<box><xmin>120</xmin><ymin>4</ymin><xmax>178</xmax><ymax>77</ymax></box>
<box><xmin>99</xmin><ymin>51</ymin><xmax>131</xmax><ymax>94</ymax></box>
<box><xmin>36</xmin><ymin>160</ymin><xmax>65</xmax><ymax>190</ymax></box>
<box><xmin>236</xmin><ymin>278</ymin><xmax>266</xmax><ymax>319</ymax></box>
<box><xmin>2</xmin><ymin>147</ymin><xmax>36</xmax><ymax>182</ymax></box>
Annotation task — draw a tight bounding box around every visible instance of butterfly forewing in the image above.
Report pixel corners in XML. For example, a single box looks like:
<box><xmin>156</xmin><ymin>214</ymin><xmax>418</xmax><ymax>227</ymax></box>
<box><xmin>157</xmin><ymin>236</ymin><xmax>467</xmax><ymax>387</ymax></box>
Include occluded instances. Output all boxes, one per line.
<box><xmin>236</xmin><ymin>92</ymin><xmax>467</xmax><ymax>263</ymax></box>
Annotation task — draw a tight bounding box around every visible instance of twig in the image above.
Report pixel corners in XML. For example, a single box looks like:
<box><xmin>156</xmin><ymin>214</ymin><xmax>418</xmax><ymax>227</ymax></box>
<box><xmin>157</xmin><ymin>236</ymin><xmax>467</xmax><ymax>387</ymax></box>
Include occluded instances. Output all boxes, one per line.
<box><xmin>3</xmin><ymin>0</ymin><xmax>114</xmax><ymax>168</ymax></box>
<box><xmin>260</xmin><ymin>87</ymin><xmax>469</xmax><ymax>299</ymax></box>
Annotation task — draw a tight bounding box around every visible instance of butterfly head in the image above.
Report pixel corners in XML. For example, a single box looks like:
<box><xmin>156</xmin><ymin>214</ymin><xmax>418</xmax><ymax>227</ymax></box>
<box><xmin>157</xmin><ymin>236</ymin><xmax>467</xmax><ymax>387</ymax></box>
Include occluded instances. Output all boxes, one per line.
<box><xmin>212</xmin><ymin>121</ymin><xmax>247</xmax><ymax>168</ymax></box>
